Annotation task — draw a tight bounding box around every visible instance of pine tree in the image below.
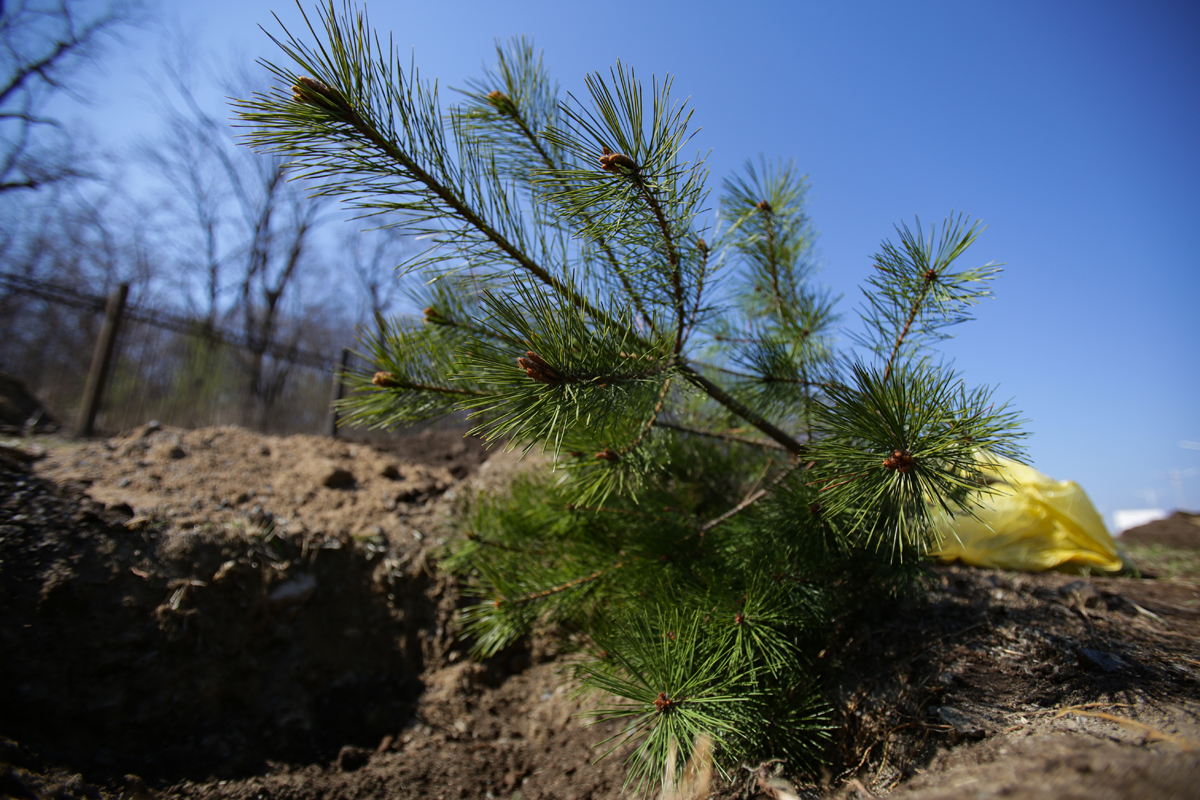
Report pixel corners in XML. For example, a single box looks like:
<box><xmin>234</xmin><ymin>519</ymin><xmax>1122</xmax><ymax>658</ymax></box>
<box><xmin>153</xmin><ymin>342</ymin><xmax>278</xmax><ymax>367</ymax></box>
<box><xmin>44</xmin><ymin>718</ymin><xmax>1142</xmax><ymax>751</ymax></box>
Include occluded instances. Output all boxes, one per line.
<box><xmin>237</xmin><ymin>1</ymin><xmax>1026</xmax><ymax>791</ymax></box>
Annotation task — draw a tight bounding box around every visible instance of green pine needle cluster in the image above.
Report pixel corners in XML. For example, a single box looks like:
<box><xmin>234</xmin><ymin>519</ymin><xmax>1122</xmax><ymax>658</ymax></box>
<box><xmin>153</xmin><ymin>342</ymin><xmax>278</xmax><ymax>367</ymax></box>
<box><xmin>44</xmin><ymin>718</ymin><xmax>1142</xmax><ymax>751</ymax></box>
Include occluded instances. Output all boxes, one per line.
<box><xmin>237</xmin><ymin>1</ymin><xmax>1027</xmax><ymax>791</ymax></box>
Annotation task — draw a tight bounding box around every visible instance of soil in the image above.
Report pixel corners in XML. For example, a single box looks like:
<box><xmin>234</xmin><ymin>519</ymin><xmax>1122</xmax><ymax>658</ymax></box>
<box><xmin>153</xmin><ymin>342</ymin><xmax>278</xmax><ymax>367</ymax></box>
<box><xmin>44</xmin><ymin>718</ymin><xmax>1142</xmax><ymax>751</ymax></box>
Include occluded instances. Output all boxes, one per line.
<box><xmin>2</xmin><ymin>424</ymin><xmax>1198</xmax><ymax>800</ymax></box>
<box><xmin>1120</xmin><ymin>511</ymin><xmax>1200</xmax><ymax>552</ymax></box>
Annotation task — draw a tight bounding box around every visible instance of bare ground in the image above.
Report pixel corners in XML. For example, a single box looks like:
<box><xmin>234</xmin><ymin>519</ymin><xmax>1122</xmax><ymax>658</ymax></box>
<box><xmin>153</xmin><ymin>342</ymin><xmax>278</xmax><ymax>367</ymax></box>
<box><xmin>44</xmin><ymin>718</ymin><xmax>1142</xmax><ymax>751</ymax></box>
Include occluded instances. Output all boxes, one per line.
<box><xmin>1</xmin><ymin>425</ymin><xmax>1198</xmax><ymax>800</ymax></box>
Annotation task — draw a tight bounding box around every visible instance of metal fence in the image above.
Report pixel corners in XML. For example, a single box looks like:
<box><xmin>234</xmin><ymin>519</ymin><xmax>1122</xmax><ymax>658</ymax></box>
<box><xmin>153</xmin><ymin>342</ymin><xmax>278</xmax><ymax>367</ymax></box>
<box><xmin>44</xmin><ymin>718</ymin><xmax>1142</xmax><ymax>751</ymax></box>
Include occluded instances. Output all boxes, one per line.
<box><xmin>0</xmin><ymin>273</ymin><xmax>347</xmax><ymax>437</ymax></box>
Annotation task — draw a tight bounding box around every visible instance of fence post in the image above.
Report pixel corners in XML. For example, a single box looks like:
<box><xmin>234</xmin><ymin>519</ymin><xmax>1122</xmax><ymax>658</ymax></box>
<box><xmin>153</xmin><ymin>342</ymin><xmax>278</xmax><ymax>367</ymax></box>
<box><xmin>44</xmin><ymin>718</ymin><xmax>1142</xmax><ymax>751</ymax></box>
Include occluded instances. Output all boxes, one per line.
<box><xmin>77</xmin><ymin>283</ymin><xmax>129</xmax><ymax>437</ymax></box>
<box><xmin>328</xmin><ymin>347</ymin><xmax>351</xmax><ymax>438</ymax></box>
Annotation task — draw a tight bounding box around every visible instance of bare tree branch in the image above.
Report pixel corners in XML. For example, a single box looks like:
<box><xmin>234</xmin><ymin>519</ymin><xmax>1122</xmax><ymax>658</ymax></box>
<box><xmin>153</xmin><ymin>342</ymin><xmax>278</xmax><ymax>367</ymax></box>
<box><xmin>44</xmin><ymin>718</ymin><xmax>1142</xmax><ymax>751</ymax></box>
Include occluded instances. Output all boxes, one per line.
<box><xmin>0</xmin><ymin>0</ymin><xmax>134</xmax><ymax>193</ymax></box>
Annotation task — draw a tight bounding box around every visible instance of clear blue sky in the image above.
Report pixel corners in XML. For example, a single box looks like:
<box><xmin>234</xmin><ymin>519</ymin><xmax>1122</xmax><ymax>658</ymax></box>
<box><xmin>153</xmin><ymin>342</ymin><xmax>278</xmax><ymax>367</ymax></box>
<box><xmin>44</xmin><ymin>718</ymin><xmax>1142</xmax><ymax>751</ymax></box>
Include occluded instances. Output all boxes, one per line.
<box><xmin>58</xmin><ymin>0</ymin><xmax>1200</xmax><ymax>525</ymax></box>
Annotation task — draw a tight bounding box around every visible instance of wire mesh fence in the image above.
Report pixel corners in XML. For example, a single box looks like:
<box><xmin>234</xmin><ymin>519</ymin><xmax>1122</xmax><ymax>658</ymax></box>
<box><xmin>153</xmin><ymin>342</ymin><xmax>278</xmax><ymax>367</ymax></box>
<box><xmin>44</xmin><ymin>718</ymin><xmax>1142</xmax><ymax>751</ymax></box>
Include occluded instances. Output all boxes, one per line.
<box><xmin>1</xmin><ymin>273</ymin><xmax>350</xmax><ymax>437</ymax></box>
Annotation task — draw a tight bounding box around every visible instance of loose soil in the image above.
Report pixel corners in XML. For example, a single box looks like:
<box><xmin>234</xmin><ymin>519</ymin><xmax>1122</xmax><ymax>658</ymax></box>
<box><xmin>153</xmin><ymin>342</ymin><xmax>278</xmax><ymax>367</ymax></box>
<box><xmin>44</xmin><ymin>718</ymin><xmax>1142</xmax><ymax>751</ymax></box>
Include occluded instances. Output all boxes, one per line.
<box><xmin>2</xmin><ymin>425</ymin><xmax>1198</xmax><ymax>800</ymax></box>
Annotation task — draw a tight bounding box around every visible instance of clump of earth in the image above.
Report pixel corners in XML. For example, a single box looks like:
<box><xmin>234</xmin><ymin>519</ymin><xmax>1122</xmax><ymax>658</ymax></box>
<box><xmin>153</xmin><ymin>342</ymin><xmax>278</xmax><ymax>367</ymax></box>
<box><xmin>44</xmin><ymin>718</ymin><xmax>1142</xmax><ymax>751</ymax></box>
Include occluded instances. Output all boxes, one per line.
<box><xmin>1</xmin><ymin>423</ymin><xmax>1198</xmax><ymax>800</ymax></box>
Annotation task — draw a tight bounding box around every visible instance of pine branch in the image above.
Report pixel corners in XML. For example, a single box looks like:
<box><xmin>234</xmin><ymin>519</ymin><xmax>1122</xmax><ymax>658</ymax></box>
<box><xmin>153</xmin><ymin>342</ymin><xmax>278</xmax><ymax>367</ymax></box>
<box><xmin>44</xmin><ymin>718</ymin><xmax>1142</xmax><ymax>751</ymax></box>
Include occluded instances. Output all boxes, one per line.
<box><xmin>619</xmin><ymin>377</ymin><xmax>673</xmax><ymax>456</ymax></box>
<box><xmin>368</xmin><ymin>372</ymin><xmax>489</xmax><ymax>397</ymax></box>
<box><xmin>882</xmin><ymin>273</ymin><xmax>934</xmax><ymax>384</ymax></box>
<box><xmin>692</xmin><ymin>359</ymin><xmax>829</xmax><ymax>389</ymax></box>
<box><xmin>652</xmin><ymin>419</ymin><xmax>790</xmax><ymax>452</ymax></box>
<box><xmin>499</xmin><ymin>563</ymin><xmax>627</xmax><ymax>606</ymax></box>
<box><xmin>697</xmin><ymin>463</ymin><xmax>798</xmax><ymax>536</ymax></box>
<box><xmin>626</xmin><ymin>161</ymin><xmax>686</xmax><ymax>352</ymax></box>
<box><xmin>855</xmin><ymin>213</ymin><xmax>1001</xmax><ymax>374</ymax></box>
<box><xmin>290</xmin><ymin>76</ymin><xmax>611</xmax><ymax>324</ymax></box>
<box><xmin>473</xmin><ymin>80</ymin><xmax>658</xmax><ymax>333</ymax></box>
<box><xmin>679</xmin><ymin>364</ymin><xmax>805</xmax><ymax>455</ymax></box>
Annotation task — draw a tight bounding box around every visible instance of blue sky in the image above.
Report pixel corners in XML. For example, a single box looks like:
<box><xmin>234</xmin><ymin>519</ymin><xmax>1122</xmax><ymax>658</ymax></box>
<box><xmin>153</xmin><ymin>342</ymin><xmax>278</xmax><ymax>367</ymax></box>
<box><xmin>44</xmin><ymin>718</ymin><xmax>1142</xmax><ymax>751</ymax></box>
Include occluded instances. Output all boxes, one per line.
<box><xmin>52</xmin><ymin>0</ymin><xmax>1200</xmax><ymax>525</ymax></box>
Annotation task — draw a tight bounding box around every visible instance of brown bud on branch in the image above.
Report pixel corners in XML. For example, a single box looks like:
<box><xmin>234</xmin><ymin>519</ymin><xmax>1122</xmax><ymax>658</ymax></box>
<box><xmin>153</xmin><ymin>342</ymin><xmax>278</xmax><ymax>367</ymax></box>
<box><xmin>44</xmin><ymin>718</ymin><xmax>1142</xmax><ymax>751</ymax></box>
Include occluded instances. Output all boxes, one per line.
<box><xmin>423</xmin><ymin>306</ymin><xmax>449</xmax><ymax>325</ymax></box>
<box><xmin>485</xmin><ymin>90</ymin><xmax>513</xmax><ymax>113</ymax></box>
<box><xmin>292</xmin><ymin>76</ymin><xmax>349</xmax><ymax>113</ymax></box>
<box><xmin>882</xmin><ymin>449</ymin><xmax>915</xmax><ymax>473</ymax></box>
<box><xmin>756</xmin><ymin>199</ymin><xmax>772</xmax><ymax>213</ymax></box>
<box><xmin>599</xmin><ymin>145</ymin><xmax>638</xmax><ymax>174</ymax></box>
<box><xmin>594</xmin><ymin>449</ymin><xmax>620</xmax><ymax>462</ymax></box>
<box><xmin>516</xmin><ymin>350</ymin><xmax>561</xmax><ymax>384</ymax></box>
<box><xmin>372</xmin><ymin>372</ymin><xmax>401</xmax><ymax>388</ymax></box>
<box><xmin>653</xmin><ymin>692</ymin><xmax>675</xmax><ymax>713</ymax></box>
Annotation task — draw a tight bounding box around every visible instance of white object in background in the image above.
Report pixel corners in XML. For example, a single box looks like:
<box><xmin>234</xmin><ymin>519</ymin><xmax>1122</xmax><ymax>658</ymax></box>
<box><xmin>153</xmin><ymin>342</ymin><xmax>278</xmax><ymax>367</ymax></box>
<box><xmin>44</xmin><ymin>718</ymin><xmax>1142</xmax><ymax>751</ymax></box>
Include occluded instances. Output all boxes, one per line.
<box><xmin>1112</xmin><ymin>509</ymin><xmax>1167</xmax><ymax>536</ymax></box>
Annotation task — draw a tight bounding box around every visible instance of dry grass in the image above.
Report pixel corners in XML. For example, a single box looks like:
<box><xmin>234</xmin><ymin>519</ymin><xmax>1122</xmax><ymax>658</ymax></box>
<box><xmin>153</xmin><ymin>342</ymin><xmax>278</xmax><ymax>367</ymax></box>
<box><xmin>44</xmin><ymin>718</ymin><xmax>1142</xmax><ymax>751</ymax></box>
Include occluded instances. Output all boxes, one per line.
<box><xmin>1121</xmin><ymin>541</ymin><xmax>1200</xmax><ymax>583</ymax></box>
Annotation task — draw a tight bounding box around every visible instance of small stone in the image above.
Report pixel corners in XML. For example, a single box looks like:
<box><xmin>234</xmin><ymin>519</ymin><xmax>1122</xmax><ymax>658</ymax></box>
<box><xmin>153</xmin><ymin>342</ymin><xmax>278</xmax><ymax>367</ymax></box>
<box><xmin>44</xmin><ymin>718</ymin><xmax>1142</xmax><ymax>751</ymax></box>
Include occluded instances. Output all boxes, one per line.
<box><xmin>118</xmin><ymin>478</ymin><xmax>131</xmax><ymax>488</ymax></box>
<box><xmin>1080</xmin><ymin>647</ymin><xmax>1126</xmax><ymax>672</ymax></box>
<box><xmin>268</xmin><ymin>573</ymin><xmax>317</xmax><ymax>607</ymax></box>
<box><xmin>934</xmin><ymin>705</ymin><xmax>989</xmax><ymax>737</ymax></box>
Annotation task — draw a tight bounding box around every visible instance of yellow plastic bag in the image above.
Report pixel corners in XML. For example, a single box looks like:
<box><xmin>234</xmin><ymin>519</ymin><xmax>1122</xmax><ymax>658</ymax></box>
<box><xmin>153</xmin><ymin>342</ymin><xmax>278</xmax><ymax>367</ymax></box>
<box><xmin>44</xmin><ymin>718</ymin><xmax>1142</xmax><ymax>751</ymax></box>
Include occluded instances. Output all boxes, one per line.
<box><xmin>932</xmin><ymin>454</ymin><xmax>1125</xmax><ymax>574</ymax></box>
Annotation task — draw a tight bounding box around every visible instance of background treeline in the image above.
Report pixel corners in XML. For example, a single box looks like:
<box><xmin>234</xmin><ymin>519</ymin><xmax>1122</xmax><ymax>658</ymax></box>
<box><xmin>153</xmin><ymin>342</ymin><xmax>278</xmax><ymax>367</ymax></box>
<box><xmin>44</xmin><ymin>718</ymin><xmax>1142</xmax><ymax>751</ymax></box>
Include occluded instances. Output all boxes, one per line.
<box><xmin>0</xmin><ymin>0</ymin><xmax>415</xmax><ymax>435</ymax></box>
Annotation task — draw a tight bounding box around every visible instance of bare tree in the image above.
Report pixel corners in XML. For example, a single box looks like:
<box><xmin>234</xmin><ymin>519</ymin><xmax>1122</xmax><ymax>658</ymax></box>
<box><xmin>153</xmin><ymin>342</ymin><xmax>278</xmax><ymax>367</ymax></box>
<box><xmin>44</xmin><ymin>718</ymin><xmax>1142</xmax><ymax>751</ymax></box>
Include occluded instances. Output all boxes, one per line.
<box><xmin>0</xmin><ymin>0</ymin><xmax>133</xmax><ymax>193</ymax></box>
<box><xmin>144</xmin><ymin>58</ymin><xmax>334</xmax><ymax>429</ymax></box>
<box><xmin>0</xmin><ymin>185</ymin><xmax>158</xmax><ymax>414</ymax></box>
<box><xmin>233</xmin><ymin>155</ymin><xmax>326</xmax><ymax>427</ymax></box>
<box><xmin>343</xmin><ymin>224</ymin><xmax>414</xmax><ymax>332</ymax></box>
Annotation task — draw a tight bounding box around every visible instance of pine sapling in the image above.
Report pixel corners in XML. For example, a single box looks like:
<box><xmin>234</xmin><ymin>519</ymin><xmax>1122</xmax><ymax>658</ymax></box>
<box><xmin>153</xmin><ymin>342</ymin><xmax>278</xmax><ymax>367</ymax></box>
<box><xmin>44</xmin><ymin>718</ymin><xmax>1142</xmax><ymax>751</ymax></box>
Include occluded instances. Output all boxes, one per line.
<box><xmin>237</xmin><ymin>1</ymin><xmax>1026</xmax><ymax>791</ymax></box>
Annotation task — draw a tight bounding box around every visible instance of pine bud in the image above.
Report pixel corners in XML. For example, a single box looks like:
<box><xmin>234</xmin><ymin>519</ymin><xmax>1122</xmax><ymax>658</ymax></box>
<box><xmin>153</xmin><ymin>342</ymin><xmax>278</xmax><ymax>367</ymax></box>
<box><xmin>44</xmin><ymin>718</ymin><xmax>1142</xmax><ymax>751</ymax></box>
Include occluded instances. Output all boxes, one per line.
<box><xmin>697</xmin><ymin>238</ymin><xmax>708</xmax><ymax>254</ymax></box>
<box><xmin>423</xmin><ymin>306</ymin><xmax>448</xmax><ymax>325</ymax></box>
<box><xmin>594</xmin><ymin>449</ymin><xmax>620</xmax><ymax>462</ymax></box>
<box><xmin>882</xmin><ymin>449</ymin><xmax>915</xmax><ymax>473</ymax></box>
<box><xmin>756</xmin><ymin>199</ymin><xmax>772</xmax><ymax>213</ymax></box>
<box><xmin>372</xmin><ymin>371</ymin><xmax>400</xmax><ymax>388</ymax></box>
<box><xmin>516</xmin><ymin>350</ymin><xmax>561</xmax><ymax>384</ymax></box>
<box><xmin>485</xmin><ymin>90</ymin><xmax>513</xmax><ymax>113</ymax></box>
<box><xmin>292</xmin><ymin>76</ymin><xmax>349</xmax><ymax>112</ymax></box>
<box><xmin>654</xmin><ymin>692</ymin><xmax>674</xmax><ymax>713</ymax></box>
<box><xmin>599</xmin><ymin>145</ymin><xmax>638</xmax><ymax>174</ymax></box>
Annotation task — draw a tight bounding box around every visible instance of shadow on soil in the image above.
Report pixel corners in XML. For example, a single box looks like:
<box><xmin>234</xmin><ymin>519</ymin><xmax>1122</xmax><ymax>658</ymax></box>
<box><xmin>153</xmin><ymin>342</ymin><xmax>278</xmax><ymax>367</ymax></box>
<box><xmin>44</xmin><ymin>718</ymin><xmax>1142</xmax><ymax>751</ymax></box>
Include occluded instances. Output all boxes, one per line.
<box><xmin>0</xmin><ymin>453</ymin><xmax>437</xmax><ymax>784</ymax></box>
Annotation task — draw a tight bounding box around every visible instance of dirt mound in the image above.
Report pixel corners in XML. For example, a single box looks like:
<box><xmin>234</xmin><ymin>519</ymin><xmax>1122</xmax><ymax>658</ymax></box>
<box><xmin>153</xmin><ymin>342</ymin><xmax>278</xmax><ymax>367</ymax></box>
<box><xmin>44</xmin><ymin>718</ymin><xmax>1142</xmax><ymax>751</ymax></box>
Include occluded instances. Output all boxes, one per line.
<box><xmin>820</xmin><ymin>567</ymin><xmax>1200</xmax><ymax>798</ymax></box>
<box><xmin>2</xmin><ymin>425</ymin><xmax>1199</xmax><ymax>800</ymax></box>
<box><xmin>34</xmin><ymin>423</ymin><xmax>490</xmax><ymax>544</ymax></box>
<box><xmin>1121</xmin><ymin>511</ymin><xmax>1200</xmax><ymax>551</ymax></box>
<box><xmin>0</xmin><ymin>449</ymin><xmax>428</xmax><ymax>780</ymax></box>
<box><xmin>1</xmin><ymin>428</ymin><xmax>630</xmax><ymax>799</ymax></box>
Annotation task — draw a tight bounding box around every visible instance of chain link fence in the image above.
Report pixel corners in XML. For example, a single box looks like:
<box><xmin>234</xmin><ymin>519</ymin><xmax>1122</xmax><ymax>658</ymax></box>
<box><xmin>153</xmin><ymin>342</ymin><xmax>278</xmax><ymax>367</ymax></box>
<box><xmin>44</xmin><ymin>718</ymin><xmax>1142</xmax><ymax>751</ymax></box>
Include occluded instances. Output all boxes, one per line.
<box><xmin>1</xmin><ymin>273</ymin><xmax>348</xmax><ymax>437</ymax></box>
